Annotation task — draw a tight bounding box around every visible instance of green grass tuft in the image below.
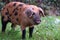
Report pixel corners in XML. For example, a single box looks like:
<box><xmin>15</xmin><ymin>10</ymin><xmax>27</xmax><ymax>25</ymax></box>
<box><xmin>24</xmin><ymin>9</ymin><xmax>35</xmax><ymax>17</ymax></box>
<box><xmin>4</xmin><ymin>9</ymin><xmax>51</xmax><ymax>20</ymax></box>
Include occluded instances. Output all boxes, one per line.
<box><xmin>0</xmin><ymin>16</ymin><xmax>60</xmax><ymax>40</ymax></box>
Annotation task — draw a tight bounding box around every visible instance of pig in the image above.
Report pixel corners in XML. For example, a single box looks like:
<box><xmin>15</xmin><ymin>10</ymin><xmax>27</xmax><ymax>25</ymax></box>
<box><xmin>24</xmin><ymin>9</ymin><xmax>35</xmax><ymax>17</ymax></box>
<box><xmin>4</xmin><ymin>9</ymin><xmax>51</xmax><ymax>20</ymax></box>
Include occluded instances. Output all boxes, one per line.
<box><xmin>1</xmin><ymin>2</ymin><xmax>45</xmax><ymax>39</ymax></box>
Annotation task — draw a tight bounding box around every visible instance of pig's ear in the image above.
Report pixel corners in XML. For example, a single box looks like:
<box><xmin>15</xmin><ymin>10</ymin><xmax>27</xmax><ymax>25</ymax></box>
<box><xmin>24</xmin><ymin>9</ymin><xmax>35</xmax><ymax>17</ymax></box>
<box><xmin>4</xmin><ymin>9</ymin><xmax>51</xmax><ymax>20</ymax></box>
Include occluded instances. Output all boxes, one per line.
<box><xmin>39</xmin><ymin>7</ymin><xmax>45</xmax><ymax>17</ymax></box>
<box><xmin>25</xmin><ymin>9</ymin><xmax>33</xmax><ymax>17</ymax></box>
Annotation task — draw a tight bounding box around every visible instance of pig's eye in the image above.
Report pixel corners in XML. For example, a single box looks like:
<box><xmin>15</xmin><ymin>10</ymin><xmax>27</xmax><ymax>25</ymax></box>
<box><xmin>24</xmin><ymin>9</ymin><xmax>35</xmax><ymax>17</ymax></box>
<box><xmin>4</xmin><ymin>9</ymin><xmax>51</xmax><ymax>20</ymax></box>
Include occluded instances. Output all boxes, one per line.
<box><xmin>32</xmin><ymin>12</ymin><xmax>35</xmax><ymax>15</ymax></box>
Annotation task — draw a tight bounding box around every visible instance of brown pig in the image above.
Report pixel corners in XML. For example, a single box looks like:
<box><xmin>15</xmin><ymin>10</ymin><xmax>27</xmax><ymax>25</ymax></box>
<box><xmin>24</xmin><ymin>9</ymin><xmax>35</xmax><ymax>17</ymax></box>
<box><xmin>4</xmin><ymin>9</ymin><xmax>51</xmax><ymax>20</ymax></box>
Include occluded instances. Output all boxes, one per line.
<box><xmin>1</xmin><ymin>2</ymin><xmax>45</xmax><ymax>39</ymax></box>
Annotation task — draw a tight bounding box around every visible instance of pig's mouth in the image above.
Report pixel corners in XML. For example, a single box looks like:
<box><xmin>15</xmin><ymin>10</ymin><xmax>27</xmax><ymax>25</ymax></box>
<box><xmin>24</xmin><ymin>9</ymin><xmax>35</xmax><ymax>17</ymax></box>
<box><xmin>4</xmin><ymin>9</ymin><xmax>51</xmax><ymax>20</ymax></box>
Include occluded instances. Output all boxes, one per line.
<box><xmin>34</xmin><ymin>20</ymin><xmax>41</xmax><ymax>25</ymax></box>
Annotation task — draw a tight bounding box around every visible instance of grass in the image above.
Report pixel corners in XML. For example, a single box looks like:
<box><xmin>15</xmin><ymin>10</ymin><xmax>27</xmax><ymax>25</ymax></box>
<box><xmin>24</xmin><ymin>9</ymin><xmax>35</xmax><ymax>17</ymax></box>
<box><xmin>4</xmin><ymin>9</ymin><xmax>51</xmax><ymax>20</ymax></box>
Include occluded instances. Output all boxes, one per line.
<box><xmin>0</xmin><ymin>16</ymin><xmax>60</xmax><ymax>40</ymax></box>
